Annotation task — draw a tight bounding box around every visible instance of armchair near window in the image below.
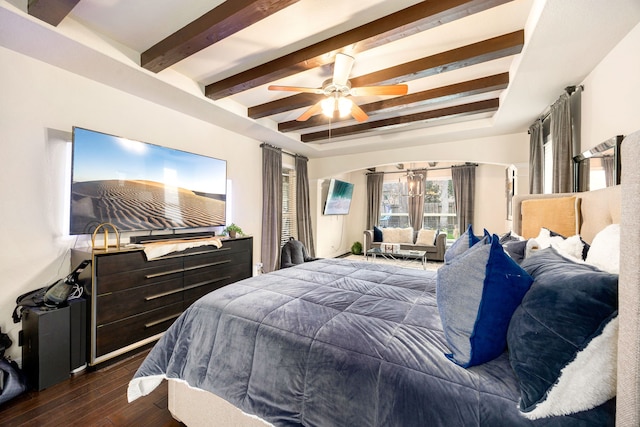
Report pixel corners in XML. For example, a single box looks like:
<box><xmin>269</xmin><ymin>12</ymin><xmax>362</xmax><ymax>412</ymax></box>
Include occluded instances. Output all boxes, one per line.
<box><xmin>280</xmin><ymin>237</ymin><xmax>319</xmax><ymax>269</ymax></box>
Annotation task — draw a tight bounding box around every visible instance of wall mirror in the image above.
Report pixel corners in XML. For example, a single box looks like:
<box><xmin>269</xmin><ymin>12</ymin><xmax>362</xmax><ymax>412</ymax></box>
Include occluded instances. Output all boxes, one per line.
<box><xmin>573</xmin><ymin>135</ymin><xmax>623</xmax><ymax>192</ymax></box>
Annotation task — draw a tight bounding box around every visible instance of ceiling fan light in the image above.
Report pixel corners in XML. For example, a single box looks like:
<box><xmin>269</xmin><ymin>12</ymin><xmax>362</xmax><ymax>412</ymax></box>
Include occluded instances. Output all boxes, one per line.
<box><xmin>321</xmin><ymin>98</ymin><xmax>335</xmax><ymax>118</ymax></box>
<box><xmin>338</xmin><ymin>97</ymin><xmax>352</xmax><ymax>117</ymax></box>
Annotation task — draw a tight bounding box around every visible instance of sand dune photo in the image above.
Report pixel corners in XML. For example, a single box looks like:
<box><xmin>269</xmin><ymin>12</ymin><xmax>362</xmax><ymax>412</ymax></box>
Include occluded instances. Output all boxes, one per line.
<box><xmin>71</xmin><ymin>179</ymin><xmax>225</xmax><ymax>234</ymax></box>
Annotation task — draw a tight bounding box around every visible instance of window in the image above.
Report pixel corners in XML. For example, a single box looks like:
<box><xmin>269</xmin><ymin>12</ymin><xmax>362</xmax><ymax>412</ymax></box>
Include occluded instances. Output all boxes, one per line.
<box><xmin>379</xmin><ymin>172</ymin><xmax>456</xmax><ymax>237</ymax></box>
<box><xmin>423</xmin><ymin>177</ymin><xmax>456</xmax><ymax>239</ymax></box>
<box><xmin>380</xmin><ymin>179</ymin><xmax>410</xmax><ymax>228</ymax></box>
<box><xmin>281</xmin><ymin>167</ymin><xmax>297</xmax><ymax>247</ymax></box>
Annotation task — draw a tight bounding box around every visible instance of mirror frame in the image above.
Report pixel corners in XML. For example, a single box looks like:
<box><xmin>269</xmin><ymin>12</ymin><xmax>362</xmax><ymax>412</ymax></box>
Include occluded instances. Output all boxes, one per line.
<box><xmin>573</xmin><ymin>135</ymin><xmax>623</xmax><ymax>192</ymax></box>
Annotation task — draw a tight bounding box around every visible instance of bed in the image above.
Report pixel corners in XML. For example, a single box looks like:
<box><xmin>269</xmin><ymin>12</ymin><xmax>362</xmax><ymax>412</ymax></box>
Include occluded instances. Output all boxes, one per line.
<box><xmin>127</xmin><ymin>131</ymin><xmax>640</xmax><ymax>427</ymax></box>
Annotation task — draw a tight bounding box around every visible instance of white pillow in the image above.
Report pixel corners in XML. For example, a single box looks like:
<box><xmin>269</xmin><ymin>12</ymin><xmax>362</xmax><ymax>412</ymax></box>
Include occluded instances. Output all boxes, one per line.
<box><xmin>382</xmin><ymin>228</ymin><xmax>398</xmax><ymax>243</ymax></box>
<box><xmin>586</xmin><ymin>224</ymin><xmax>620</xmax><ymax>274</ymax></box>
<box><xmin>416</xmin><ymin>229</ymin><xmax>436</xmax><ymax>245</ymax></box>
<box><xmin>397</xmin><ymin>227</ymin><xmax>414</xmax><ymax>243</ymax></box>
<box><xmin>533</xmin><ymin>228</ymin><xmax>585</xmax><ymax>262</ymax></box>
<box><xmin>383</xmin><ymin>227</ymin><xmax>414</xmax><ymax>243</ymax></box>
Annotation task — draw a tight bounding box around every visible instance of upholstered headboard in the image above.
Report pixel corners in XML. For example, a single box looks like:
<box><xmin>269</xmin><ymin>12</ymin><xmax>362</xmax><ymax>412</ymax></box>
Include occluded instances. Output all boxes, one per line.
<box><xmin>512</xmin><ymin>185</ymin><xmax>621</xmax><ymax>244</ymax></box>
<box><xmin>511</xmin><ymin>130</ymin><xmax>640</xmax><ymax>426</ymax></box>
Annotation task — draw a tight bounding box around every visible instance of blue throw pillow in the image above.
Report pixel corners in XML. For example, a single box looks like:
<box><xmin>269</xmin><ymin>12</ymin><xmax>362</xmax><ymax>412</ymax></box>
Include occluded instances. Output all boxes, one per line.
<box><xmin>508</xmin><ymin>247</ymin><xmax>618</xmax><ymax>419</ymax></box>
<box><xmin>443</xmin><ymin>224</ymin><xmax>482</xmax><ymax>263</ymax></box>
<box><xmin>437</xmin><ymin>234</ymin><xmax>533</xmax><ymax>368</ymax></box>
<box><xmin>373</xmin><ymin>226</ymin><xmax>383</xmax><ymax>242</ymax></box>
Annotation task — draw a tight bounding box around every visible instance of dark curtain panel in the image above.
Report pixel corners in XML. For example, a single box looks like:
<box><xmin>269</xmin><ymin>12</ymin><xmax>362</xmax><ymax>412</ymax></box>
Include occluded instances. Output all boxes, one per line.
<box><xmin>551</xmin><ymin>93</ymin><xmax>573</xmax><ymax>193</ymax></box>
<box><xmin>261</xmin><ymin>144</ymin><xmax>282</xmax><ymax>273</ymax></box>
<box><xmin>451</xmin><ymin>164</ymin><xmax>476</xmax><ymax>236</ymax></box>
<box><xmin>295</xmin><ymin>155</ymin><xmax>315</xmax><ymax>258</ymax></box>
<box><xmin>576</xmin><ymin>158</ymin><xmax>590</xmax><ymax>192</ymax></box>
<box><xmin>366</xmin><ymin>172</ymin><xmax>384</xmax><ymax>229</ymax></box>
<box><xmin>529</xmin><ymin>119</ymin><xmax>544</xmax><ymax>194</ymax></box>
<box><xmin>407</xmin><ymin>173</ymin><xmax>425</xmax><ymax>231</ymax></box>
<box><xmin>602</xmin><ymin>156</ymin><xmax>616</xmax><ymax>187</ymax></box>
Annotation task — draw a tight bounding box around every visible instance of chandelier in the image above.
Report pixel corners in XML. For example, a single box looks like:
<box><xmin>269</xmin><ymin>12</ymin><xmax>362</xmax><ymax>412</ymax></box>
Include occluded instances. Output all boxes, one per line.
<box><xmin>404</xmin><ymin>170</ymin><xmax>424</xmax><ymax>198</ymax></box>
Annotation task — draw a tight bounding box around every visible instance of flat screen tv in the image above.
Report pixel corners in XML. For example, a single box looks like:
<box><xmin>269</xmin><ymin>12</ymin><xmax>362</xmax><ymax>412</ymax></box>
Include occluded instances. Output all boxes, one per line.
<box><xmin>70</xmin><ymin>127</ymin><xmax>227</xmax><ymax>235</ymax></box>
<box><xmin>323</xmin><ymin>179</ymin><xmax>354</xmax><ymax>215</ymax></box>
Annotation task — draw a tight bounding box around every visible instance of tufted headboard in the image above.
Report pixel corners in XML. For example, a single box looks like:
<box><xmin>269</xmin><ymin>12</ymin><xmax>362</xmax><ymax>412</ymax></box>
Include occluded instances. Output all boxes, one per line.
<box><xmin>511</xmin><ymin>130</ymin><xmax>640</xmax><ymax>426</ymax></box>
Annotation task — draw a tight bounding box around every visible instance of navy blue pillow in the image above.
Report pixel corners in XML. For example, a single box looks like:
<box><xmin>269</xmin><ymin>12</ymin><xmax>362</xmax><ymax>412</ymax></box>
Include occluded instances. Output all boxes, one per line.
<box><xmin>437</xmin><ymin>234</ymin><xmax>533</xmax><ymax>367</ymax></box>
<box><xmin>508</xmin><ymin>247</ymin><xmax>618</xmax><ymax>419</ymax></box>
<box><xmin>373</xmin><ymin>226</ymin><xmax>383</xmax><ymax>242</ymax></box>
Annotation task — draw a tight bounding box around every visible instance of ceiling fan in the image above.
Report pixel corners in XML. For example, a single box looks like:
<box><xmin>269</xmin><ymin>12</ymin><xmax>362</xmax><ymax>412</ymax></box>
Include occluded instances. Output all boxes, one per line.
<box><xmin>268</xmin><ymin>53</ymin><xmax>408</xmax><ymax>122</ymax></box>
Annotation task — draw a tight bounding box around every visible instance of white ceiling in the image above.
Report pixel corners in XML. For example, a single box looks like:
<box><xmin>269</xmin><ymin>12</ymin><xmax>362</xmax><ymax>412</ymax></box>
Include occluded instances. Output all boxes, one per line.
<box><xmin>2</xmin><ymin>0</ymin><xmax>639</xmax><ymax>158</ymax></box>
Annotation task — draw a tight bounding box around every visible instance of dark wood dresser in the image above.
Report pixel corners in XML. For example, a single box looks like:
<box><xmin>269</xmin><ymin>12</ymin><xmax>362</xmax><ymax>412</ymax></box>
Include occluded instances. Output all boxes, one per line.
<box><xmin>71</xmin><ymin>236</ymin><xmax>252</xmax><ymax>366</ymax></box>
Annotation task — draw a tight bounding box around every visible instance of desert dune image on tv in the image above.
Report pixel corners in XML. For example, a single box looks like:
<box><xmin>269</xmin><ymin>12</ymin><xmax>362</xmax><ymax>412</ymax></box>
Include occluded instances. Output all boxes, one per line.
<box><xmin>70</xmin><ymin>128</ymin><xmax>227</xmax><ymax>235</ymax></box>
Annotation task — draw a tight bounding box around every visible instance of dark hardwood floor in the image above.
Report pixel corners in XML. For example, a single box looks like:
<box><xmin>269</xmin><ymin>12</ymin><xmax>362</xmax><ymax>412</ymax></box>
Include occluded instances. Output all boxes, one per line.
<box><xmin>0</xmin><ymin>349</ymin><xmax>183</xmax><ymax>426</ymax></box>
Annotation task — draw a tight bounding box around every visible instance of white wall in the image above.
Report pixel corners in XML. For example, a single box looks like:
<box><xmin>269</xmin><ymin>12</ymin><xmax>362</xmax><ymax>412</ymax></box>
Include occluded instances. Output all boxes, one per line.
<box><xmin>0</xmin><ymin>46</ymin><xmax>264</xmax><ymax>360</ymax></box>
<box><xmin>314</xmin><ymin>171</ymin><xmax>367</xmax><ymax>258</ymax></box>
<box><xmin>581</xmin><ymin>22</ymin><xmax>640</xmax><ymax>152</ymax></box>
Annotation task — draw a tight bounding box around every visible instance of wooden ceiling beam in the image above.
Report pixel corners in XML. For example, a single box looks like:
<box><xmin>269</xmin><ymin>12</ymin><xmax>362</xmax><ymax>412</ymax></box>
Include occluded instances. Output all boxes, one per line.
<box><xmin>141</xmin><ymin>0</ymin><xmax>300</xmax><ymax>73</ymax></box>
<box><xmin>205</xmin><ymin>0</ymin><xmax>513</xmax><ymax>99</ymax></box>
<box><xmin>300</xmin><ymin>98</ymin><xmax>500</xmax><ymax>143</ymax></box>
<box><xmin>249</xmin><ymin>30</ymin><xmax>522</xmax><ymax>119</ymax></box>
<box><xmin>278</xmin><ymin>73</ymin><xmax>509</xmax><ymax>132</ymax></box>
<box><xmin>28</xmin><ymin>0</ymin><xmax>80</xmax><ymax>26</ymax></box>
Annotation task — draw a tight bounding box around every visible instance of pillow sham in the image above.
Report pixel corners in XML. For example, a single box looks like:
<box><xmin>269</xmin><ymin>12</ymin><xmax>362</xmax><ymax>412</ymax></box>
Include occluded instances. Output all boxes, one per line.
<box><xmin>443</xmin><ymin>224</ymin><xmax>481</xmax><ymax>263</ymax></box>
<box><xmin>437</xmin><ymin>235</ymin><xmax>533</xmax><ymax>368</ymax></box>
<box><xmin>508</xmin><ymin>247</ymin><xmax>618</xmax><ymax>419</ymax></box>
<box><xmin>502</xmin><ymin>239</ymin><xmax>528</xmax><ymax>263</ymax></box>
<box><xmin>373</xmin><ymin>226</ymin><xmax>383</xmax><ymax>242</ymax></box>
<box><xmin>415</xmin><ymin>229</ymin><xmax>437</xmax><ymax>246</ymax></box>
<box><xmin>585</xmin><ymin>224</ymin><xmax>620</xmax><ymax>274</ymax></box>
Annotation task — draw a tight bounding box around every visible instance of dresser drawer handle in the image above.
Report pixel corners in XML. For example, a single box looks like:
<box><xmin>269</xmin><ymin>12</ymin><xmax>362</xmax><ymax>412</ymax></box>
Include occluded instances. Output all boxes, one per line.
<box><xmin>145</xmin><ymin>313</ymin><xmax>181</xmax><ymax>329</ymax></box>
<box><xmin>184</xmin><ymin>276</ymin><xmax>231</xmax><ymax>292</ymax></box>
<box><xmin>145</xmin><ymin>288</ymin><xmax>183</xmax><ymax>301</ymax></box>
<box><xmin>145</xmin><ymin>268</ymin><xmax>184</xmax><ymax>279</ymax></box>
<box><xmin>184</xmin><ymin>260</ymin><xmax>231</xmax><ymax>272</ymax></box>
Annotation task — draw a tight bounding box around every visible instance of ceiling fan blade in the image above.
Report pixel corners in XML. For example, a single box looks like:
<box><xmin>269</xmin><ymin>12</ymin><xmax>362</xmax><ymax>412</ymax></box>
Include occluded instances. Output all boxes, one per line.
<box><xmin>332</xmin><ymin>53</ymin><xmax>355</xmax><ymax>86</ymax></box>
<box><xmin>268</xmin><ymin>85</ymin><xmax>324</xmax><ymax>94</ymax></box>
<box><xmin>350</xmin><ymin>102</ymin><xmax>369</xmax><ymax>122</ymax></box>
<box><xmin>296</xmin><ymin>101</ymin><xmax>324</xmax><ymax>121</ymax></box>
<box><xmin>350</xmin><ymin>84</ymin><xmax>408</xmax><ymax>96</ymax></box>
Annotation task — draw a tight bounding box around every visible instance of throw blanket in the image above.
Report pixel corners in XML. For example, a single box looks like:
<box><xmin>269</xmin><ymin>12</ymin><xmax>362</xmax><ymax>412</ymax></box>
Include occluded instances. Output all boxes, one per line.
<box><xmin>128</xmin><ymin>259</ymin><xmax>613</xmax><ymax>426</ymax></box>
<box><xmin>142</xmin><ymin>236</ymin><xmax>222</xmax><ymax>260</ymax></box>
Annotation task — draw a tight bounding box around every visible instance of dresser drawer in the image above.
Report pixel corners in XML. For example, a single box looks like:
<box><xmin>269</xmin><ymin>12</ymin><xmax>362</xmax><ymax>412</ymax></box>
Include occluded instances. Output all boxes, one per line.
<box><xmin>96</xmin><ymin>277</ymin><xmax>184</xmax><ymax>324</ymax></box>
<box><xmin>95</xmin><ymin>263</ymin><xmax>183</xmax><ymax>294</ymax></box>
<box><xmin>96</xmin><ymin>302</ymin><xmax>183</xmax><ymax>357</ymax></box>
<box><xmin>182</xmin><ymin>261</ymin><xmax>253</xmax><ymax>308</ymax></box>
<box><xmin>95</xmin><ymin>250</ymin><xmax>180</xmax><ymax>276</ymax></box>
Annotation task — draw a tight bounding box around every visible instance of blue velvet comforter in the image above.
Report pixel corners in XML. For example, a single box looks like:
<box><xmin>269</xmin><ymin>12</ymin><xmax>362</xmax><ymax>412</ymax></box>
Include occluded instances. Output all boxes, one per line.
<box><xmin>128</xmin><ymin>259</ymin><xmax>613</xmax><ymax>426</ymax></box>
